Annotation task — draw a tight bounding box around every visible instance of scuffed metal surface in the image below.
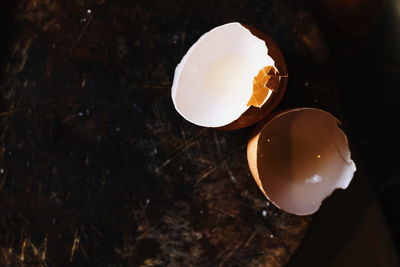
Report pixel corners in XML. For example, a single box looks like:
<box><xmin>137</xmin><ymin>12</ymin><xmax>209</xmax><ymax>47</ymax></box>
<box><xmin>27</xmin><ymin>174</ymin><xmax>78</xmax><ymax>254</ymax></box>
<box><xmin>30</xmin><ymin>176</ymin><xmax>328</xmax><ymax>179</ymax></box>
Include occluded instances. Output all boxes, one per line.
<box><xmin>0</xmin><ymin>0</ymin><xmax>339</xmax><ymax>266</ymax></box>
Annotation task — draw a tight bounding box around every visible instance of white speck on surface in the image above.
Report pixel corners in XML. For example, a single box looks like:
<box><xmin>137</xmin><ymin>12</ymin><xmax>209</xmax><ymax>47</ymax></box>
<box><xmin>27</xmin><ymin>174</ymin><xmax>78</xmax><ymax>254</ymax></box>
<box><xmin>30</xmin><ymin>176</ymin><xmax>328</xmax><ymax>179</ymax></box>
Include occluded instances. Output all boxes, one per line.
<box><xmin>200</xmin><ymin>210</ymin><xmax>204</xmax><ymax>214</ymax></box>
<box><xmin>87</xmin><ymin>9</ymin><xmax>92</xmax><ymax>14</ymax></box>
<box><xmin>304</xmin><ymin>82</ymin><xmax>309</xmax><ymax>87</ymax></box>
<box><xmin>146</xmin><ymin>199</ymin><xmax>150</xmax><ymax>204</ymax></box>
<box><xmin>270</xmin><ymin>234</ymin><xmax>274</xmax><ymax>238</ymax></box>
<box><xmin>0</xmin><ymin>168</ymin><xmax>4</xmax><ymax>174</ymax></box>
<box><xmin>262</xmin><ymin>210</ymin><xmax>267</xmax><ymax>217</ymax></box>
<box><xmin>115</xmin><ymin>127</ymin><xmax>121</xmax><ymax>132</ymax></box>
<box><xmin>228</xmin><ymin>170</ymin><xmax>236</xmax><ymax>183</ymax></box>
<box><xmin>78</xmin><ymin>109</ymin><xmax>90</xmax><ymax>117</ymax></box>
<box><xmin>305</xmin><ymin>174</ymin><xmax>322</xmax><ymax>184</ymax></box>
<box><xmin>172</xmin><ymin>34</ymin><xmax>179</xmax><ymax>44</ymax></box>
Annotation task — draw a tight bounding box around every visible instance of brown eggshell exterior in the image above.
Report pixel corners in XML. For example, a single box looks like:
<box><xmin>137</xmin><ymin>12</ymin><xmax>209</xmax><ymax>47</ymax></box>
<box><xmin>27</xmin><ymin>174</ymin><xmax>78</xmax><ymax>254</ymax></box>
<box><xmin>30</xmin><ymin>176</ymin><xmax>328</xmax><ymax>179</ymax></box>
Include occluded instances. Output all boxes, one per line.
<box><xmin>247</xmin><ymin>129</ymin><xmax>264</xmax><ymax>194</ymax></box>
<box><xmin>246</xmin><ymin>110</ymin><xmax>284</xmax><ymax>206</ymax></box>
<box><xmin>247</xmin><ymin>107</ymin><xmax>354</xmax><ymax>216</ymax></box>
<box><xmin>247</xmin><ymin>108</ymin><xmax>308</xmax><ymax>211</ymax></box>
<box><xmin>218</xmin><ymin>24</ymin><xmax>288</xmax><ymax>130</ymax></box>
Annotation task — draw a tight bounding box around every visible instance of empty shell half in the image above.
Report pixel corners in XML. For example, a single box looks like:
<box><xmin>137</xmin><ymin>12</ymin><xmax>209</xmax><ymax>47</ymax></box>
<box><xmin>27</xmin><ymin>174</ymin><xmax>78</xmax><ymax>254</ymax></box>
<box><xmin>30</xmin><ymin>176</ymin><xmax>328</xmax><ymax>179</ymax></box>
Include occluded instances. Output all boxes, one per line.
<box><xmin>171</xmin><ymin>22</ymin><xmax>288</xmax><ymax>129</ymax></box>
<box><xmin>247</xmin><ymin>108</ymin><xmax>356</xmax><ymax>215</ymax></box>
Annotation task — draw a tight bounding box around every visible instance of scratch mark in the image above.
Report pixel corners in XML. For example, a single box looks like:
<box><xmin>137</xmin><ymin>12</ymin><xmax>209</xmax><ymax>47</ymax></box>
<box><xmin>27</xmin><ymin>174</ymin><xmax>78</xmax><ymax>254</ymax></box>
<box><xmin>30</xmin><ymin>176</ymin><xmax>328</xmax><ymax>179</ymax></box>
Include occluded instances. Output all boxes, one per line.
<box><xmin>218</xmin><ymin>242</ymin><xmax>242</xmax><ymax>267</ymax></box>
<box><xmin>161</xmin><ymin>140</ymin><xmax>198</xmax><ymax>168</ymax></box>
<box><xmin>213</xmin><ymin>131</ymin><xmax>222</xmax><ymax>156</ymax></box>
<box><xmin>226</xmin><ymin>230</ymin><xmax>257</xmax><ymax>267</ymax></box>
<box><xmin>180</xmin><ymin>126</ymin><xmax>188</xmax><ymax>140</ymax></box>
<box><xmin>161</xmin><ymin>158</ymin><xmax>171</xmax><ymax>168</ymax></box>
<box><xmin>198</xmin><ymin>158</ymin><xmax>212</xmax><ymax>165</ymax></box>
<box><xmin>71</xmin><ymin>18</ymin><xmax>93</xmax><ymax>50</ymax></box>
<box><xmin>161</xmin><ymin>129</ymin><xmax>207</xmax><ymax>168</ymax></box>
<box><xmin>30</xmin><ymin>241</ymin><xmax>48</xmax><ymax>266</ymax></box>
<box><xmin>69</xmin><ymin>231</ymin><xmax>80</xmax><ymax>262</ymax></box>
<box><xmin>79</xmin><ymin>244</ymin><xmax>90</xmax><ymax>261</ymax></box>
<box><xmin>170</xmin><ymin>129</ymin><xmax>206</xmax><ymax>155</ymax></box>
<box><xmin>42</xmin><ymin>236</ymin><xmax>47</xmax><ymax>261</ymax></box>
<box><xmin>61</xmin><ymin>104</ymin><xmax>79</xmax><ymax>124</ymax></box>
<box><xmin>223</xmin><ymin>162</ymin><xmax>236</xmax><ymax>183</ymax></box>
<box><xmin>91</xmin><ymin>224</ymin><xmax>103</xmax><ymax>237</ymax></box>
<box><xmin>196</xmin><ymin>167</ymin><xmax>216</xmax><ymax>184</ymax></box>
<box><xmin>214</xmin><ymin>208</ymin><xmax>240</xmax><ymax>221</ymax></box>
<box><xmin>30</xmin><ymin>242</ymin><xmax>39</xmax><ymax>257</ymax></box>
<box><xmin>20</xmin><ymin>237</ymin><xmax>27</xmax><ymax>262</ymax></box>
<box><xmin>0</xmin><ymin>110</ymin><xmax>18</xmax><ymax>117</ymax></box>
<box><xmin>137</xmin><ymin>223</ymin><xmax>161</xmax><ymax>240</ymax></box>
<box><xmin>0</xmin><ymin>176</ymin><xmax>6</xmax><ymax>192</ymax></box>
<box><xmin>3</xmin><ymin>247</ymin><xmax>12</xmax><ymax>264</ymax></box>
<box><xmin>134</xmin><ymin>195</ymin><xmax>153</xmax><ymax>234</ymax></box>
<box><xmin>17</xmin><ymin>211</ymin><xmax>29</xmax><ymax>224</ymax></box>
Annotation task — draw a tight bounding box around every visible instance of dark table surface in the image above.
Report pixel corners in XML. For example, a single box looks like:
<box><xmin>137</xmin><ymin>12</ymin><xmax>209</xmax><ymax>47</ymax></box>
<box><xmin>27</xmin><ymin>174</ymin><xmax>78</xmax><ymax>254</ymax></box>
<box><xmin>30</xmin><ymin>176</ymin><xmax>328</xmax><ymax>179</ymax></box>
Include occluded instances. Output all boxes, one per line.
<box><xmin>0</xmin><ymin>0</ymin><xmax>399</xmax><ymax>266</ymax></box>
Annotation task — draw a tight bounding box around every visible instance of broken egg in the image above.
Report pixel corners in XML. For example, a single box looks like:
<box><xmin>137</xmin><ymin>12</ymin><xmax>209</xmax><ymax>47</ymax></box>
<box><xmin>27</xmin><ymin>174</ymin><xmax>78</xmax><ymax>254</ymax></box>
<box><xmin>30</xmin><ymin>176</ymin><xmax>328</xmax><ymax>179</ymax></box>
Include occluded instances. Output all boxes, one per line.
<box><xmin>171</xmin><ymin>22</ymin><xmax>287</xmax><ymax>129</ymax></box>
<box><xmin>170</xmin><ymin>23</ymin><xmax>356</xmax><ymax>216</ymax></box>
<box><xmin>247</xmin><ymin>108</ymin><xmax>356</xmax><ymax>215</ymax></box>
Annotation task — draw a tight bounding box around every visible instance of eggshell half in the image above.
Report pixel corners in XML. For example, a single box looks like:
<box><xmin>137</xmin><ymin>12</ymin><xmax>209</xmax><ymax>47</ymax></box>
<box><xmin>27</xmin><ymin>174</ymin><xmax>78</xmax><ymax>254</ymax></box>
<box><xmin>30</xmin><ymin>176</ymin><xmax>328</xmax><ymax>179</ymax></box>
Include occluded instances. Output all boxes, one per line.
<box><xmin>247</xmin><ymin>108</ymin><xmax>356</xmax><ymax>215</ymax></box>
<box><xmin>171</xmin><ymin>22</ymin><xmax>287</xmax><ymax>129</ymax></box>
<box><xmin>220</xmin><ymin>25</ymin><xmax>288</xmax><ymax>130</ymax></box>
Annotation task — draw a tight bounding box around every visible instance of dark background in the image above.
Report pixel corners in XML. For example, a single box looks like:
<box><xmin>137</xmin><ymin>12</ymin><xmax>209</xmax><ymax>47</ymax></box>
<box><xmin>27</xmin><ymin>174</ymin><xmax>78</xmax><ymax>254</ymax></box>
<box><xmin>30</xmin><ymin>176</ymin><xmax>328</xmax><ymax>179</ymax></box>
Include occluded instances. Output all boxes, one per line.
<box><xmin>290</xmin><ymin>0</ymin><xmax>400</xmax><ymax>265</ymax></box>
<box><xmin>0</xmin><ymin>0</ymin><xmax>399</xmax><ymax>266</ymax></box>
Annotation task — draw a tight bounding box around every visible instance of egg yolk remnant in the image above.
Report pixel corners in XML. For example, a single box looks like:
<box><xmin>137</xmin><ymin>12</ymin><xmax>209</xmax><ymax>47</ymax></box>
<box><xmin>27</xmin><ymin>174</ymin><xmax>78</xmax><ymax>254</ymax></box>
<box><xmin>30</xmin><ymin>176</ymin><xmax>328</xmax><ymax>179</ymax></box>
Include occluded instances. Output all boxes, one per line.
<box><xmin>247</xmin><ymin>66</ymin><xmax>280</xmax><ymax>107</ymax></box>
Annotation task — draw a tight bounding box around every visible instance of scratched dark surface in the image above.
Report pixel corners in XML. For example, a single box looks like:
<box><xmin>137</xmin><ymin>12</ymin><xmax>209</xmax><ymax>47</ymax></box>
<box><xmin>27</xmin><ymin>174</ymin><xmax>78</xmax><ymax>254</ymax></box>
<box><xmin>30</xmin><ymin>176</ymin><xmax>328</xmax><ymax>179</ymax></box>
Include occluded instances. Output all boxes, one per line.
<box><xmin>0</xmin><ymin>0</ymin><xmax>342</xmax><ymax>266</ymax></box>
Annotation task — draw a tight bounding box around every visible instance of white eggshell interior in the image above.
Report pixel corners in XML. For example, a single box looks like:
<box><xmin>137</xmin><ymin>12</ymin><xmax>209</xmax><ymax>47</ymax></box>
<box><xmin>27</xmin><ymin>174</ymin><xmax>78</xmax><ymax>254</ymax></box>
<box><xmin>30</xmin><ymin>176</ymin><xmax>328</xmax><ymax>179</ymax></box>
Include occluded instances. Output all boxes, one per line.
<box><xmin>256</xmin><ymin>108</ymin><xmax>356</xmax><ymax>215</ymax></box>
<box><xmin>171</xmin><ymin>22</ymin><xmax>275</xmax><ymax>127</ymax></box>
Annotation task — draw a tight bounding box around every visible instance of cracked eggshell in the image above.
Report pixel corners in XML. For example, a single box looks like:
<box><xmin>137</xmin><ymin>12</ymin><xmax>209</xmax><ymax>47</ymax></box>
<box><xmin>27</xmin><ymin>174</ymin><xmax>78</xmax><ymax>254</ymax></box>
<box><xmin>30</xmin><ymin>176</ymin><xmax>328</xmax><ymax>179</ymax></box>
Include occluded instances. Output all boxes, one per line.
<box><xmin>171</xmin><ymin>22</ymin><xmax>287</xmax><ymax>130</ymax></box>
<box><xmin>247</xmin><ymin>108</ymin><xmax>356</xmax><ymax>215</ymax></box>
